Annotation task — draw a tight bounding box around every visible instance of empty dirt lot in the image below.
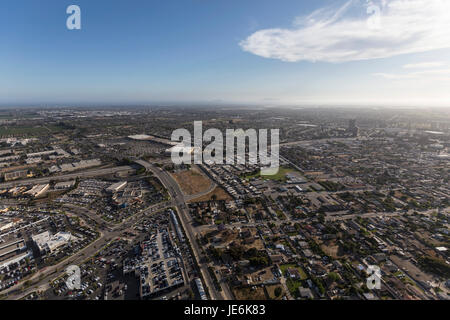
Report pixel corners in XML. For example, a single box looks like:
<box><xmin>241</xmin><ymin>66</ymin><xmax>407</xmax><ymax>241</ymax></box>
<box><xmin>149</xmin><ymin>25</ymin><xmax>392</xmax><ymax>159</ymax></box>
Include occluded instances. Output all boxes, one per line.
<box><xmin>189</xmin><ymin>186</ymin><xmax>232</xmax><ymax>203</ymax></box>
<box><xmin>171</xmin><ymin>166</ymin><xmax>213</xmax><ymax>196</ymax></box>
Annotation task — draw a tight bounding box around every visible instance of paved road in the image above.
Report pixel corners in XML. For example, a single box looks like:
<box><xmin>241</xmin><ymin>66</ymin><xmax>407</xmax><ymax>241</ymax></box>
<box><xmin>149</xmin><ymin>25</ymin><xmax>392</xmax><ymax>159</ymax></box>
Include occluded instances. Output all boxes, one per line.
<box><xmin>63</xmin><ymin>204</ymin><xmax>108</xmax><ymax>228</ymax></box>
<box><xmin>2</xmin><ymin>201</ymin><xmax>168</xmax><ymax>299</ymax></box>
<box><xmin>136</xmin><ymin>160</ymin><xmax>232</xmax><ymax>300</ymax></box>
<box><xmin>2</xmin><ymin>161</ymin><xmax>221</xmax><ymax>300</ymax></box>
<box><xmin>185</xmin><ymin>184</ymin><xmax>216</xmax><ymax>202</ymax></box>
<box><xmin>0</xmin><ymin>166</ymin><xmax>134</xmax><ymax>189</ymax></box>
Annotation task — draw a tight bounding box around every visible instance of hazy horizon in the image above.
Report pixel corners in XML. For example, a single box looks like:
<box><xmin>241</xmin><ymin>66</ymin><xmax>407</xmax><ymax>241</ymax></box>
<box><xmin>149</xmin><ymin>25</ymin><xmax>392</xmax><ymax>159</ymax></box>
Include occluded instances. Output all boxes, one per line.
<box><xmin>2</xmin><ymin>0</ymin><xmax>450</xmax><ymax>107</ymax></box>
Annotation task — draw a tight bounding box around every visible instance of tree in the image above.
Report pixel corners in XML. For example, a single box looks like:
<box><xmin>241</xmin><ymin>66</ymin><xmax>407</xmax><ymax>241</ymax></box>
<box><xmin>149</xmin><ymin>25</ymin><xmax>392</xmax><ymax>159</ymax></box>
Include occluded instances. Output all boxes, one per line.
<box><xmin>327</xmin><ymin>272</ymin><xmax>340</xmax><ymax>283</ymax></box>
<box><xmin>274</xmin><ymin>287</ymin><xmax>282</xmax><ymax>297</ymax></box>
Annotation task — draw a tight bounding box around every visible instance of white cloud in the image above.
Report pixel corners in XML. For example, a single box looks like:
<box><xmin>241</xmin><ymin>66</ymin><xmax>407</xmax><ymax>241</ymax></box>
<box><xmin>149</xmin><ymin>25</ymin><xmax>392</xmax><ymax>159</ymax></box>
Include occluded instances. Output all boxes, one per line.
<box><xmin>240</xmin><ymin>0</ymin><xmax>450</xmax><ymax>63</ymax></box>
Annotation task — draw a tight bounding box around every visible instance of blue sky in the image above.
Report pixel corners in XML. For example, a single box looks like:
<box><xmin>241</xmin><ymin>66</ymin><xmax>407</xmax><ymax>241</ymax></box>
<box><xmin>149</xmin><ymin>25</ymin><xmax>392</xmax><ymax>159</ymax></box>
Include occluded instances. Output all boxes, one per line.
<box><xmin>1</xmin><ymin>0</ymin><xmax>450</xmax><ymax>107</ymax></box>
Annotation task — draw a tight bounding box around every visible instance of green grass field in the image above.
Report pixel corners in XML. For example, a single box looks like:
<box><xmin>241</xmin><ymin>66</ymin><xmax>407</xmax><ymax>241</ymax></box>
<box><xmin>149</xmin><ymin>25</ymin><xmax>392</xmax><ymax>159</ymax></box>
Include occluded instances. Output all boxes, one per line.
<box><xmin>286</xmin><ymin>278</ymin><xmax>303</xmax><ymax>297</ymax></box>
<box><xmin>280</xmin><ymin>264</ymin><xmax>308</xmax><ymax>280</ymax></box>
<box><xmin>0</xmin><ymin>125</ymin><xmax>64</xmax><ymax>137</ymax></box>
<box><xmin>0</xmin><ymin>126</ymin><xmax>47</xmax><ymax>136</ymax></box>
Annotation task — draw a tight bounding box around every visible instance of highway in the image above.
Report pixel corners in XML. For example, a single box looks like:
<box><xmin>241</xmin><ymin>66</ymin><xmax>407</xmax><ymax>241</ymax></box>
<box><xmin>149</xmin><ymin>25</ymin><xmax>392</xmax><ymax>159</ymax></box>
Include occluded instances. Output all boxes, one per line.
<box><xmin>135</xmin><ymin>160</ymin><xmax>232</xmax><ymax>300</ymax></box>
<box><xmin>184</xmin><ymin>164</ymin><xmax>217</xmax><ymax>202</ymax></box>
<box><xmin>2</xmin><ymin>160</ymin><xmax>229</xmax><ymax>300</ymax></box>
<box><xmin>185</xmin><ymin>181</ymin><xmax>217</xmax><ymax>202</ymax></box>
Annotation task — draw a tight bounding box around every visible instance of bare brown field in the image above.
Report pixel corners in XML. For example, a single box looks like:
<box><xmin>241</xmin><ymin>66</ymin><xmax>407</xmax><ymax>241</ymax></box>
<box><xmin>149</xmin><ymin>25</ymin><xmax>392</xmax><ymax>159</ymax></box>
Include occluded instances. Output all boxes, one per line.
<box><xmin>246</xmin><ymin>239</ymin><xmax>266</xmax><ymax>251</ymax></box>
<box><xmin>321</xmin><ymin>241</ymin><xmax>345</xmax><ymax>259</ymax></box>
<box><xmin>171</xmin><ymin>167</ymin><xmax>212</xmax><ymax>195</ymax></box>
<box><xmin>233</xmin><ymin>286</ymin><xmax>267</xmax><ymax>300</ymax></box>
<box><xmin>188</xmin><ymin>186</ymin><xmax>232</xmax><ymax>203</ymax></box>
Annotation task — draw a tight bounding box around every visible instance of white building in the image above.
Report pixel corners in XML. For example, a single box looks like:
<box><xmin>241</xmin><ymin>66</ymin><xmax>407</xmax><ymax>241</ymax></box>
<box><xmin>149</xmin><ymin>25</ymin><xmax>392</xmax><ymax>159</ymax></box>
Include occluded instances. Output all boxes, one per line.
<box><xmin>165</xmin><ymin>145</ymin><xmax>198</xmax><ymax>156</ymax></box>
<box><xmin>0</xmin><ymin>217</ymin><xmax>22</xmax><ymax>232</ymax></box>
<box><xmin>32</xmin><ymin>231</ymin><xmax>75</xmax><ymax>254</ymax></box>
<box><xmin>25</xmin><ymin>184</ymin><xmax>50</xmax><ymax>198</ymax></box>
<box><xmin>106</xmin><ymin>181</ymin><xmax>127</xmax><ymax>193</ymax></box>
<box><xmin>54</xmin><ymin>180</ymin><xmax>76</xmax><ymax>190</ymax></box>
<box><xmin>128</xmin><ymin>134</ymin><xmax>152</xmax><ymax>141</ymax></box>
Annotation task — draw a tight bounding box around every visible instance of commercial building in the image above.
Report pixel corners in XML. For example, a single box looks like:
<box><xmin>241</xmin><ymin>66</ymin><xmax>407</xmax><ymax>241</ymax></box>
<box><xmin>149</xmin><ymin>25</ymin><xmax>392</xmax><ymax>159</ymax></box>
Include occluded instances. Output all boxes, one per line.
<box><xmin>32</xmin><ymin>231</ymin><xmax>74</xmax><ymax>254</ymax></box>
<box><xmin>0</xmin><ymin>239</ymin><xmax>26</xmax><ymax>260</ymax></box>
<box><xmin>128</xmin><ymin>134</ymin><xmax>153</xmax><ymax>141</ymax></box>
<box><xmin>25</xmin><ymin>184</ymin><xmax>50</xmax><ymax>198</ymax></box>
<box><xmin>106</xmin><ymin>181</ymin><xmax>128</xmax><ymax>193</ymax></box>
<box><xmin>26</xmin><ymin>148</ymin><xmax>69</xmax><ymax>158</ymax></box>
<box><xmin>128</xmin><ymin>134</ymin><xmax>177</xmax><ymax>146</ymax></box>
<box><xmin>347</xmin><ymin>119</ymin><xmax>359</xmax><ymax>137</ymax></box>
<box><xmin>54</xmin><ymin>180</ymin><xmax>76</xmax><ymax>190</ymax></box>
<box><xmin>0</xmin><ymin>218</ymin><xmax>22</xmax><ymax>232</ymax></box>
<box><xmin>165</xmin><ymin>146</ymin><xmax>197</xmax><ymax>156</ymax></box>
<box><xmin>0</xmin><ymin>239</ymin><xmax>31</xmax><ymax>269</ymax></box>
<box><xmin>4</xmin><ymin>170</ymin><xmax>28</xmax><ymax>182</ymax></box>
<box><xmin>49</xmin><ymin>159</ymin><xmax>101</xmax><ymax>173</ymax></box>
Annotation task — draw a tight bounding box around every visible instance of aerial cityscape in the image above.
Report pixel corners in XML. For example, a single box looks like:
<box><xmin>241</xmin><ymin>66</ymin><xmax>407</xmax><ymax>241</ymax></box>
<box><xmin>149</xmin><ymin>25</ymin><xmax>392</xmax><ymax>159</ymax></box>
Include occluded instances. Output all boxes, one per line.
<box><xmin>0</xmin><ymin>106</ymin><xmax>448</xmax><ymax>302</ymax></box>
<box><xmin>0</xmin><ymin>0</ymin><xmax>449</xmax><ymax>312</ymax></box>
